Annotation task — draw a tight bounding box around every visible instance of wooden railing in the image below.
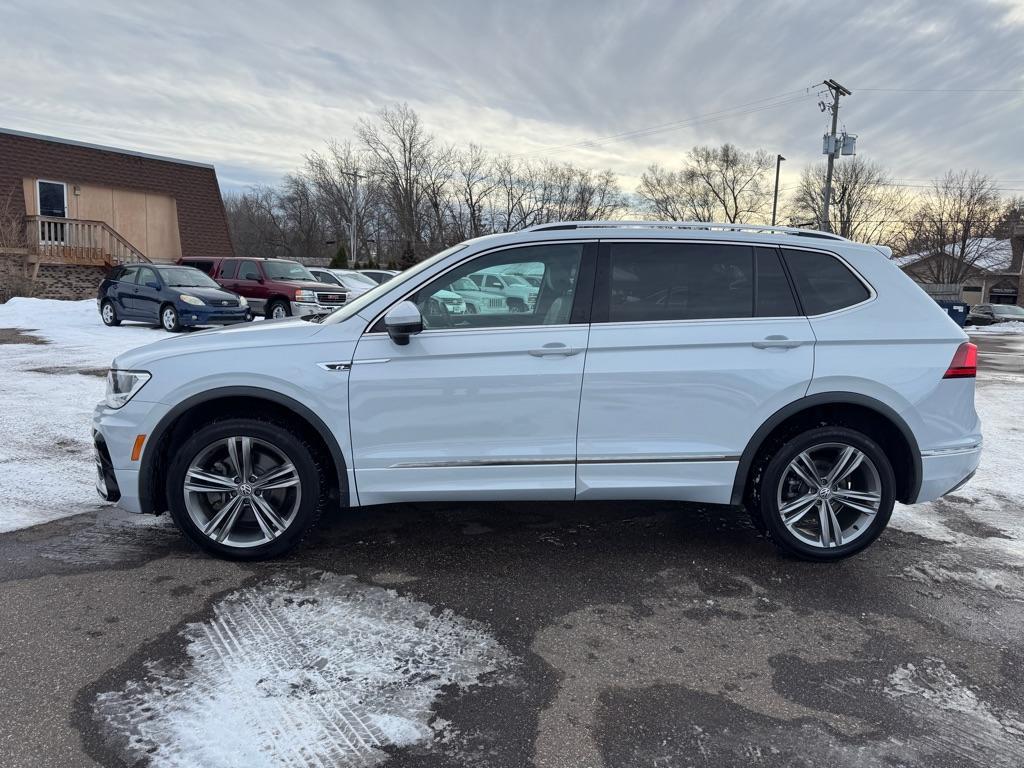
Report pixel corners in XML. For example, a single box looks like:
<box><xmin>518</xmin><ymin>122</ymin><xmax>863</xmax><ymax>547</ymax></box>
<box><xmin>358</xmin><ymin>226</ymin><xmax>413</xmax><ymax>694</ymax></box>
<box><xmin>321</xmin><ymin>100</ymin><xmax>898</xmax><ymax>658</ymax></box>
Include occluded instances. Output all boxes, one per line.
<box><xmin>26</xmin><ymin>215</ymin><xmax>150</xmax><ymax>267</ymax></box>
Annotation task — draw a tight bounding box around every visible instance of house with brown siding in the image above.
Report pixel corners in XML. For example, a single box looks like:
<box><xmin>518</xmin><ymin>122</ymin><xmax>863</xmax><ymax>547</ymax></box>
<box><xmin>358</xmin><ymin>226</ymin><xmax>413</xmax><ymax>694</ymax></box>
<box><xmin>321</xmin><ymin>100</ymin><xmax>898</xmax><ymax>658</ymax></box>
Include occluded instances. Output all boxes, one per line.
<box><xmin>0</xmin><ymin>128</ymin><xmax>234</xmax><ymax>299</ymax></box>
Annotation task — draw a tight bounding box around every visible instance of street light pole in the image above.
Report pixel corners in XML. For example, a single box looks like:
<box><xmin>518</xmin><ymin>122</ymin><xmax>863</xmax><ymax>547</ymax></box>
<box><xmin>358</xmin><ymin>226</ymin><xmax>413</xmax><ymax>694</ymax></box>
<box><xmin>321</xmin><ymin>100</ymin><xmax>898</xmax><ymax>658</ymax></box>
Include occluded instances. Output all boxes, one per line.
<box><xmin>771</xmin><ymin>154</ymin><xmax>785</xmax><ymax>226</ymax></box>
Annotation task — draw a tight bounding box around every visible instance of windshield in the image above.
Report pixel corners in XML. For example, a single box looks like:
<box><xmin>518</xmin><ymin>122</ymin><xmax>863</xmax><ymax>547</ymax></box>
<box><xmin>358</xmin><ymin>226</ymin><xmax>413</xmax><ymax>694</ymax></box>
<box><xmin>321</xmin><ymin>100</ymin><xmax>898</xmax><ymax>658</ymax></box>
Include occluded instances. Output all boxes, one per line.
<box><xmin>323</xmin><ymin>244</ymin><xmax>468</xmax><ymax>325</ymax></box>
<box><xmin>264</xmin><ymin>261</ymin><xmax>317</xmax><ymax>281</ymax></box>
<box><xmin>160</xmin><ymin>267</ymin><xmax>221</xmax><ymax>288</ymax></box>
<box><xmin>994</xmin><ymin>305</ymin><xmax>1024</xmax><ymax>316</ymax></box>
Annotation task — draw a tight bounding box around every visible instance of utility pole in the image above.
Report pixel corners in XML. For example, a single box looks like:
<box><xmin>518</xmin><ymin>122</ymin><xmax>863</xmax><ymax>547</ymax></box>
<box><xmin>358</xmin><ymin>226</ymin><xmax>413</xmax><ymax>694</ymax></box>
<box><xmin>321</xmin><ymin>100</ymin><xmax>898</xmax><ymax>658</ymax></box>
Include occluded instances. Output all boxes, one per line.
<box><xmin>338</xmin><ymin>169</ymin><xmax>364</xmax><ymax>266</ymax></box>
<box><xmin>771</xmin><ymin>154</ymin><xmax>785</xmax><ymax>226</ymax></box>
<box><xmin>821</xmin><ymin>78</ymin><xmax>851</xmax><ymax>233</ymax></box>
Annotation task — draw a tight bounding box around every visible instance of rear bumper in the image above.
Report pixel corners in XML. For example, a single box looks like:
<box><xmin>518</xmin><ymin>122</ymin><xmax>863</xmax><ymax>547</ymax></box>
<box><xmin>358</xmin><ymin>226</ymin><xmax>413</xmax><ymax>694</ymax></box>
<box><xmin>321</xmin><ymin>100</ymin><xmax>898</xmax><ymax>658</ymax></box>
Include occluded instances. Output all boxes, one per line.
<box><xmin>914</xmin><ymin>445</ymin><xmax>983</xmax><ymax>503</ymax></box>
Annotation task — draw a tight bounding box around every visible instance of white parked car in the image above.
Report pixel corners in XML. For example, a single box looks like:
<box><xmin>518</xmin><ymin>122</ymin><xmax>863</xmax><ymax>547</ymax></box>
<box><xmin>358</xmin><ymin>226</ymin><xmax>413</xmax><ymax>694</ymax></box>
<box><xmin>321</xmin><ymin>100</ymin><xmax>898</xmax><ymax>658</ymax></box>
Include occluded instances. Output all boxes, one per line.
<box><xmin>307</xmin><ymin>267</ymin><xmax>378</xmax><ymax>299</ymax></box>
<box><xmin>94</xmin><ymin>221</ymin><xmax>981</xmax><ymax>562</ymax></box>
<box><xmin>358</xmin><ymin>269</ymin><xmax>400</xmax><ymax>284</ymax></box>
<box><xmin>446</xmin><ymin>276</ymin><xmax>508</xmax><ymax>314</ymax></box>
<box><xmin>470</xmin><ymin>269</ymin><xmax>538</xmax><ymax>313</ymax></box>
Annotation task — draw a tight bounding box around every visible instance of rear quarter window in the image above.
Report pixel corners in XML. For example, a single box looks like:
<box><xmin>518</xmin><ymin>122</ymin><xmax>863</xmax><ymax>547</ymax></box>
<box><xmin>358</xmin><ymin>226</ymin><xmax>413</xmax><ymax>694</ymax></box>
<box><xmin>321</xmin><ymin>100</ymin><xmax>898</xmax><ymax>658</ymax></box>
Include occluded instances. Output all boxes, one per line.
<box><xmin>186</xmin><ymin>259</ymin><xmax>215</xmax><ymax>276</ymax></box>
<box><xmin>781</xmin><ymin>249</ymin><xmax>870</xmax><ymax>315</ymax></box>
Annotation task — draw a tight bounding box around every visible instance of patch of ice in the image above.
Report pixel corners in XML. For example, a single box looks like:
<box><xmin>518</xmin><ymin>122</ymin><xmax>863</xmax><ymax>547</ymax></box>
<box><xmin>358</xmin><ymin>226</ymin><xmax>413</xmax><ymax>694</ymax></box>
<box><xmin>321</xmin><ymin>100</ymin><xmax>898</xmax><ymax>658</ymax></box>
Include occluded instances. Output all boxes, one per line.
<box><xmin>95</xmin><ymin>572</ymin><xmax>511</xmax><ymax>767</ymax></box>
<box><xmin>885</xmin><ymin>659</ymin><xmax>1024</xmax><ymax>767</ymax></box>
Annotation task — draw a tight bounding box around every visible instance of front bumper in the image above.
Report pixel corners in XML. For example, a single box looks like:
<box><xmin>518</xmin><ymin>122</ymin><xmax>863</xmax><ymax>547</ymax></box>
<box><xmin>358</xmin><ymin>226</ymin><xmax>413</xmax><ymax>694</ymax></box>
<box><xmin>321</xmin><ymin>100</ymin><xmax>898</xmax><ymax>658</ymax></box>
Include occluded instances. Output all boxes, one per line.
<box><xmin>92</xmin><ymin>399</ymin><xmax>171</xmax><ymax>514</ymax></box>
<box><xmin>914</xmin><ymin>445</ymin><xmax>983</xmax><ymax>503</ymax></box>
<box><xmin>291</xmin><ymin>301</ymin><xmax>345</xmax><ymax>317</ymax></box>
<box><xmin>177</xmin><ymin>305</ymin><xmax>249</xmax><ymax>327</ymax></box>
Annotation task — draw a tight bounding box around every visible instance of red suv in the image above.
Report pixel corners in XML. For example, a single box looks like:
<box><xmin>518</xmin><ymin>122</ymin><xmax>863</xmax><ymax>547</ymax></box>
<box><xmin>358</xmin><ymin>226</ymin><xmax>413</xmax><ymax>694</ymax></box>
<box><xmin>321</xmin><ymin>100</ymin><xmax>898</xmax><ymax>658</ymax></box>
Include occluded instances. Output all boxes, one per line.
<box><xmin>179</xmin><ymin>257</ymin><xmax>348</xmax><ymax>319</ymax></box>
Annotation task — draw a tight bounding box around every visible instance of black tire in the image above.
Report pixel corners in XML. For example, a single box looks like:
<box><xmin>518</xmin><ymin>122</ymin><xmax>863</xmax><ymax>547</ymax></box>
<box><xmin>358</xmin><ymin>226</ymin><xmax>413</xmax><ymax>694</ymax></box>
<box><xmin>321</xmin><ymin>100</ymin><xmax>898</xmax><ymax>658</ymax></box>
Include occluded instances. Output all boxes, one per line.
<box><xmin>755</xmin><ymin>426</ymin><xmax>895</xmax><ymax>561</ymax></box>
<box><xmin>160</xmin><ymin>304</ymin><xmax>181</xmax><ymax>332</ymax></box>
<box><xmin>266</xmin><ymin>299</ymin><xmax>291</xmax><ymax>320</ymax></box>
<box><xmin>166</xmin><ymin>418</ymin><xmax>325</xmax><ymax>560</ymax></box>
<box><xmin>100</xmin><ymin>300</ymin><xmax>121</xmax><ymax>326</ymax></box>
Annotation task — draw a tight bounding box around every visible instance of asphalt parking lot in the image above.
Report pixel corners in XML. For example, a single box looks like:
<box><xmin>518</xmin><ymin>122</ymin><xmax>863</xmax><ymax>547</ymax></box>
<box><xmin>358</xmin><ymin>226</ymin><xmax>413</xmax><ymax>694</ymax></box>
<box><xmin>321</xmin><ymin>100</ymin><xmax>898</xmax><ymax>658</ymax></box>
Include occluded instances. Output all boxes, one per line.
<box><xmin>1</xmin><ymin>332</ymin><xmax>1023</xmax><ymax>768</ymax></box>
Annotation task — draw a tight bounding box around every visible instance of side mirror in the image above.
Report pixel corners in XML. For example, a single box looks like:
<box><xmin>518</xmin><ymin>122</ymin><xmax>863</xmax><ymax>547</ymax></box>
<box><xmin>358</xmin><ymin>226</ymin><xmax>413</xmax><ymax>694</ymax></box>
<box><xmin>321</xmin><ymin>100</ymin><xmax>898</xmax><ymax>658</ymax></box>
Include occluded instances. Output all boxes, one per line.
<box><xmin>146</xmin><ymin>281</ymin><xmax>160</xmax><ymax>289</ymax></box>
<box><xmin>384</xmin><ymin>301</ymin><xmax>423</xmax><ymax>346</ymax></box>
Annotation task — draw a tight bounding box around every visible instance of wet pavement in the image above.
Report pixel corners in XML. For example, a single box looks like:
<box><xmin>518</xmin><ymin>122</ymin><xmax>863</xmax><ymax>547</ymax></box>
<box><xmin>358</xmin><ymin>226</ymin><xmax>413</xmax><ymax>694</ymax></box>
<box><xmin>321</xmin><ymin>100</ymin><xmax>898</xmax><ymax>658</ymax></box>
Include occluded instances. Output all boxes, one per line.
<box><xmin>1</xmin><ymin>335</ymin><xmax>1023</xmax><ymax>767</ymax></box>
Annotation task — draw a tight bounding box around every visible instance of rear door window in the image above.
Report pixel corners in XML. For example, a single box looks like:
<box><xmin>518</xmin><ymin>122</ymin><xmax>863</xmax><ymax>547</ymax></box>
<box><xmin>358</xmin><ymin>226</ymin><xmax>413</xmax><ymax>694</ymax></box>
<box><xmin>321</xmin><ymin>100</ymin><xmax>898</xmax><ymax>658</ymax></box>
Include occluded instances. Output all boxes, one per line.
<box><xmin>781</xmin><ymin>249</ymin><xmax>870</xmax><ymax>315</ymax></box>
<box><xmin>186</xmin><ymin>259</ymin><xmax>215</xmax><ymax>276</ymax></box>
<box><xmin>603</xmin><ymin>242</ymin><xmax>754</xmax><ymax>322</ymax></box>
<box><xmin>218</xmin><ymin>260</ymin><xmax>237</xmax><ymax>279</ymax></box>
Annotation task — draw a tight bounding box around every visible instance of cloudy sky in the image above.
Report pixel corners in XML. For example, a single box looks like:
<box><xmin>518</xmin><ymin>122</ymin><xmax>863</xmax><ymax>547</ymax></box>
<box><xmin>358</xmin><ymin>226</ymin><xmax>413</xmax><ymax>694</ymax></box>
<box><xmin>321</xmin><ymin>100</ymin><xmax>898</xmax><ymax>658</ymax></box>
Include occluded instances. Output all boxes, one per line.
<box><xmin>2</xmin><ymin>0</ymin><xmax>1022</xmax><ymax>199</ymax></box>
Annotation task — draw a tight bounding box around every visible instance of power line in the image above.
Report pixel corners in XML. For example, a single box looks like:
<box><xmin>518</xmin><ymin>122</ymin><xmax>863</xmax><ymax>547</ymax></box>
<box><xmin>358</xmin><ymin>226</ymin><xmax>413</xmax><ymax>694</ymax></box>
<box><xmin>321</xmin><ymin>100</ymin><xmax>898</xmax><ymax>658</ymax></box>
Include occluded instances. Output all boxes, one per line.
<box><xmin>507</xmin><ymin>87</ymin><xmax>816</xmax><ymax>159</ymax></box>
<box><xmin>859</xmin><ymin>87</ymin><xmax>1024</xmax><ymax>93</ymax></box>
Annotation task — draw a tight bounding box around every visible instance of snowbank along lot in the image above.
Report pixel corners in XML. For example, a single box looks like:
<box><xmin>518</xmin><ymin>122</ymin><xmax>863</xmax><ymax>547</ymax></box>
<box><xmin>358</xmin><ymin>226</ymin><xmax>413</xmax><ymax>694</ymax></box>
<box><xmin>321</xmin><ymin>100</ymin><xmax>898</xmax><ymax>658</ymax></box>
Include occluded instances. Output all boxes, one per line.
<box><xmin>2</xmin><ymin>298</ymin><xmax>1024</xmax><ymax>767</ymax></box>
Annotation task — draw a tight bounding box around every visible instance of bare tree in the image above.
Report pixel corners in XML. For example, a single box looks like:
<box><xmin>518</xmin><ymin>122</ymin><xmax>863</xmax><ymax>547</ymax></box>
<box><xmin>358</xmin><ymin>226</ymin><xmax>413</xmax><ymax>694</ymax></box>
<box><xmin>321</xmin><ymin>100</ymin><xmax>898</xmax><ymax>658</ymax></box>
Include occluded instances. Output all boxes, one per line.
<box><xmin>453</xmin><ymin>144</ymin><xmax>497</xmax><ymax>239</ymax></box>
<box><xmin>686</xmin><ymin>144</ymin><xmax>773</xmax><ymax>223</ymax></box>
<box><xmin>303</xmin><ymin>141</ymin><xmax>367</xmax><ymax>262</ymax></box>
<box><xmin>636</xmin><ymin>163</ymin><xmax>717</xmax><ymax>222</ymax></box>
<box><xmin>898</xmin><ymin>171</ymin><xmax>1004</xmax><ymax>285</ymax></box>
<box><xmin>791</xmin><ymin>157</ymin><xmax>909</xmax><ymax>243</ymax></box>
<box><xmin>0</xmin><ymin>184</ymin><xmax>27</xmax><ymax>249</ymax></box>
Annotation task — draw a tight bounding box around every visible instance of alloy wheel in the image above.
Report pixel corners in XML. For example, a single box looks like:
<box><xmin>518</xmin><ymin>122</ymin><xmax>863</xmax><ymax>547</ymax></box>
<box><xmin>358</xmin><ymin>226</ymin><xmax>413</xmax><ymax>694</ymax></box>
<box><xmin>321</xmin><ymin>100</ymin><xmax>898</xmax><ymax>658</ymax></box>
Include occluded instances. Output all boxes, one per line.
<box><xmin>271</xmin><ymin>304</ymin><xmax>288</xmax><ymax>319</ymax></box>
<box><xmin>102</xmin><ymin>303</ymin><xmax>115</xmax><ymax>324</ymax></box>
<box><xmin>183</xmin><ymin>436</ymin><xmax>302</xmax><ymax>548</ymax></box>
<box><xmin>162</xmin><ymin>308</ymin><xmax>177</xmax><ymax>330</ymax></box>
<box><xmin>775</xmin><ymin>442</ymin><xmax>882</xmax><ymax>549</ymax></box>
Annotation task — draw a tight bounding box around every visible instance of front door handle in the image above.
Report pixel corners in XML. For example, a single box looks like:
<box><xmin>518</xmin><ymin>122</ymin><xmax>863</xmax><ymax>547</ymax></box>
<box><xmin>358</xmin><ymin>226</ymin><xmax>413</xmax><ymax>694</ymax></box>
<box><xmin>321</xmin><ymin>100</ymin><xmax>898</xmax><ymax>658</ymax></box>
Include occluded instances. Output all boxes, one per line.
<box><xmin>528</xmin><ymin>343</ymin><xmax>582</xmax><ymax>357</ymax></box>
<box><xmin>752</xmin><ymin>335</ymin><xmax>801</xmax><ymax>349</ymax></box>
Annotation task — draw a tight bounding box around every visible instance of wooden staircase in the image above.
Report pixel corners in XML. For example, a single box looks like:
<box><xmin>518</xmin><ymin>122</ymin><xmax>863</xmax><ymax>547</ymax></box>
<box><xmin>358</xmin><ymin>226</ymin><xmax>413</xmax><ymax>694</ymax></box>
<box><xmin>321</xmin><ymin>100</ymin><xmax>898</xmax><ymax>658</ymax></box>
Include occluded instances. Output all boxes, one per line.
<box><xmin>26</xmin><ymin>215</ymin><xmax>151</xmax><ymax>274</ymax></box>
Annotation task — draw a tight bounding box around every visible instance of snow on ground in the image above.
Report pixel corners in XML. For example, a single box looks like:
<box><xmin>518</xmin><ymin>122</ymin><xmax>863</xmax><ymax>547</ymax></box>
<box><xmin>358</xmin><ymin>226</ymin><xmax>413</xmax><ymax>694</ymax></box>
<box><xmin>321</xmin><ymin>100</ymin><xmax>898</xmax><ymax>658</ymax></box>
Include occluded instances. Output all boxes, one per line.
<box><xmin>0</xmin><ymin>298</ymin><xmax>188</xmax><ymax>532</ymax></box>
<box><xmin>95</xmin><ymin>572</ymin><xmax>511</xmax><ymax>768</ymax></box>
<box><xmin>890</xmin><ymin>373</ymin><xmax>1024</xmax><ymax>567</ymax></box>
<box><xmin>966</xmin><ymin>321</ymin><xmax>1024</xmax><ymax>335</ymax></box>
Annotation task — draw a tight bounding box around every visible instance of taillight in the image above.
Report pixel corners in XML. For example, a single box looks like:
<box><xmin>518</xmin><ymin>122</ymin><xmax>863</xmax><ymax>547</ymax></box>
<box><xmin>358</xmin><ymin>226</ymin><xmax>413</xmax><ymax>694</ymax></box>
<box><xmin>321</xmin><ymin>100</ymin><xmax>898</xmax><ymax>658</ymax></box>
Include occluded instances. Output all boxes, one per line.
<box><xmin>943</xmin><ymin>342</ymin><xmax>977</xmax><ymax>379</ymax></box>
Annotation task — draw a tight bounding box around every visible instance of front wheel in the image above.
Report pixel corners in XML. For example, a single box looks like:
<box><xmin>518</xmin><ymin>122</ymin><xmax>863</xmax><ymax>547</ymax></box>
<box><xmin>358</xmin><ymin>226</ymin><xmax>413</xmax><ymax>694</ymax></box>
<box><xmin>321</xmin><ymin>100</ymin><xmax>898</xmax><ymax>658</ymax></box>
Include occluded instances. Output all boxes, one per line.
<box><xmin>266</xmin><ymin>300</ymin><xmax>290</xmax><ymax>320</ymax></box>
<box><xmin>160</xmin><ymin>305</ymin><xmax>181</xmax><ymax>332</ymax></box>
<box><xmin>166</xmin><ymin>418</ymin><xmax>325</xmax><ymax>559</ymax></box>
<box><xmin>756</xmin><ymin>426</ymin><xmax>895</xmax><ymax>561</ymax></box>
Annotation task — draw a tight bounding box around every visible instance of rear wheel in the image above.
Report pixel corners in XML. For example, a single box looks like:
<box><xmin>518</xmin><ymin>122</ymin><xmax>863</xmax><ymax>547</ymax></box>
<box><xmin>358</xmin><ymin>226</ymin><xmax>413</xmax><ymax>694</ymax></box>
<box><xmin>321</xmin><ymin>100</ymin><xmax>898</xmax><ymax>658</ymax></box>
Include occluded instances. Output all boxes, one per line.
<box><xmin>756</xmin><ymin>427</ymin><xmax>895</xmax><ymax>561</ymax></box>
<box><xmin>267</xmin><ymin>300</ymin><xmax>290</xmax><ymax>320</ymax></box>
<box><xmin>166</xmin><ymin>418</ymin><xmax>324</xmax><ymax>559</ymax></box>
<box><xmin>160</xmin><ymin>304</ymin><xmax>181</xmax><ymax>332</ymax></box>
<box><xmin>100</xmin><ymin>300</ymin><xmax>120</xmax><ymax>326</ymax></box>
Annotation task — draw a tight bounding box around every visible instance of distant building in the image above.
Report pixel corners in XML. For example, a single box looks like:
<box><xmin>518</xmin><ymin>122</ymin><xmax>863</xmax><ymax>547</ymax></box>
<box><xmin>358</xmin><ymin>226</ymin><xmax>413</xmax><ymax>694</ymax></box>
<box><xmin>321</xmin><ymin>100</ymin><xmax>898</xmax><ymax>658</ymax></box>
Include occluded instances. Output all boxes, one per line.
<box><xmin>0</xmin><ymin>127</ymin><xmax>234</xmax><ymax>299</ymax></box>
<box><xmin>891</xmin><ymin>229</ymin><xmax>1023</xmax><ymax>307</ymax></box>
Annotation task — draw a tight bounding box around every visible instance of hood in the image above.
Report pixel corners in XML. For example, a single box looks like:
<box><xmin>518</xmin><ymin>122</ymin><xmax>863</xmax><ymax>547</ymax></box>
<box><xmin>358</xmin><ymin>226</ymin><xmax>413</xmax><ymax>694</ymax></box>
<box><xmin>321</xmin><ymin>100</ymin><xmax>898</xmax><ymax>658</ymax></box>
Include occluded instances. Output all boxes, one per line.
<box><xmin>113</xmin><ymin>316</ymin><xmax>324</xmax><ymax>370</ymax></box>
<box><xmin>277</xmin><ymin>280</ymin><xmax>343</xmax><ymax>293</ymax></box>
<box><xmin>169</xmin><ymin>285</ymin><xmax>239</xmax><ymax>303</ymax></box>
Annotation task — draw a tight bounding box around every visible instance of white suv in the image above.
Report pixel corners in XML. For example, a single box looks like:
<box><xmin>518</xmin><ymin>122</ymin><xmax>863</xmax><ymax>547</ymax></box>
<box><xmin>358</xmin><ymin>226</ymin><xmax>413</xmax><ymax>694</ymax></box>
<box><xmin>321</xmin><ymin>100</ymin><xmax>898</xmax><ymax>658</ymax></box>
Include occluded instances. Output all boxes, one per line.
<box><xmin>93</xmin><ymin>222</ymin><xmax>981</xmax><ymax>561</ymax></box>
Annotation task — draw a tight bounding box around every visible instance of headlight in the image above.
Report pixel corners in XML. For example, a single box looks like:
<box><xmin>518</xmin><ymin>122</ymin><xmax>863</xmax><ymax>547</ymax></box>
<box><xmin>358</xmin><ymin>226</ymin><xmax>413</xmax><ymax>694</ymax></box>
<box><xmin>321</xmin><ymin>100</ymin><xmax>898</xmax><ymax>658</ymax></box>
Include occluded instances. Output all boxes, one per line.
<box><xmin>294</xmin><ymin>289</ymin><xmax>316</xmax><ymax>303</ymax></box>
<box><xmin>105</xmin><ymin>370</ymin><xmax>151</xmax><ymax>409</ymax></box>
<box><xmin>238</xmin><ymin>296</ymin><xmax>248</xmax><ymax>307</ymax></box>
<box><xmin>180</xmin><ymin>294</ymin><xmax>204</xmax><ymax>306</ymax></box>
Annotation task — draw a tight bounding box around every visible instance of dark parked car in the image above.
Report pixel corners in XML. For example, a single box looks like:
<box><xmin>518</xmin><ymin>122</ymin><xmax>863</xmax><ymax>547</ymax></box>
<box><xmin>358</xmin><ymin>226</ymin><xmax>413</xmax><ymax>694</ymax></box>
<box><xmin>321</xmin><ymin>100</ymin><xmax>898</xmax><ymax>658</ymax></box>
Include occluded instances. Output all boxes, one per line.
<box><xmin>966</xmin><ymin>303</ymin><xmax>1024</xmax><ymax>326</ymax></box>
<box><xmin>98</xmin><ymin>264</ymin><xmax>250</xmax><ymax>332</ymax></box>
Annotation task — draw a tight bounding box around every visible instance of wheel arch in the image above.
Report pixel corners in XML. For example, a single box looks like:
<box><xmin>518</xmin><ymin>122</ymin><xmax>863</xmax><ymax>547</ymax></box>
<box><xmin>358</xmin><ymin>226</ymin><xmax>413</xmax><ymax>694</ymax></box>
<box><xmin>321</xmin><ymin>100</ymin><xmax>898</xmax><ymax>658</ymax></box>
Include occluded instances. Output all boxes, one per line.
<box><xmin>140</xmin><ymin>386</ymin><xmax>349</xmax><ymax>515</ymax></box>
<box><xmin>732</xmin><ymin>392</ymin><xmax>922</xmax><ymax>506</ymax></box>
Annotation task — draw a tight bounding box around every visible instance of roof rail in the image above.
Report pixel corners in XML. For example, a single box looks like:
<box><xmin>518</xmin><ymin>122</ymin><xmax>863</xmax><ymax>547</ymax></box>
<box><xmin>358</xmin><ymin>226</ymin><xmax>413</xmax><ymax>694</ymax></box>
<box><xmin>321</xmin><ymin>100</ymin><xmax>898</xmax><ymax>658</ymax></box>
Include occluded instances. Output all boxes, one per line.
<box><xmin>524</xmin><ymin>220</ymin><xmax>849</xmax><ymax>242</ymax></box>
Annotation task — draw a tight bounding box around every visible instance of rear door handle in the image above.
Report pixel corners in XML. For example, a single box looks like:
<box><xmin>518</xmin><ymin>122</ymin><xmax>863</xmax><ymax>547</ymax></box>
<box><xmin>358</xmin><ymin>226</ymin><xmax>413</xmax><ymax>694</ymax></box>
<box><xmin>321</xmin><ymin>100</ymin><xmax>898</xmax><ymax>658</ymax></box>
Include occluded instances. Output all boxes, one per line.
<box><xmin>752</xmin><ymin>335</ymin><xmax>801</xmax><ymax>349</ymax></box>
<box><xmin>528</xmin><ymin>343</ymin><xmax>582</xmax><ymax>357</ymax></box>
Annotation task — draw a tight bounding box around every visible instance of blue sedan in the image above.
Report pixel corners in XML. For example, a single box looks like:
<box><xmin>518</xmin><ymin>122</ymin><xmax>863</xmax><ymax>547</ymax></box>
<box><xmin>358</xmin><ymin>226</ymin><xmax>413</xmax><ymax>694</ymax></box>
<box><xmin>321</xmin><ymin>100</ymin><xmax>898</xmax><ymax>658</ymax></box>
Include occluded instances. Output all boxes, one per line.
<box><xmin>98</xmin><ymin>264</ymin><xmax>250</xmax><ymax>332</ymax></box>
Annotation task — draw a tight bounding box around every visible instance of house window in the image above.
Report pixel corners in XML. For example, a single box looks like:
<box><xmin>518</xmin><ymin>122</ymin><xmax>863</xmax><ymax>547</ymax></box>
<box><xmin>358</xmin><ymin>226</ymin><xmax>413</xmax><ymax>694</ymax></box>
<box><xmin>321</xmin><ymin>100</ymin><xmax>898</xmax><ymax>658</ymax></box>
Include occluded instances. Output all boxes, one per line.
<box><xmin>37</xmin><ymin>180</ymin><xmax>67</xmax><ymax>217</ymax></box>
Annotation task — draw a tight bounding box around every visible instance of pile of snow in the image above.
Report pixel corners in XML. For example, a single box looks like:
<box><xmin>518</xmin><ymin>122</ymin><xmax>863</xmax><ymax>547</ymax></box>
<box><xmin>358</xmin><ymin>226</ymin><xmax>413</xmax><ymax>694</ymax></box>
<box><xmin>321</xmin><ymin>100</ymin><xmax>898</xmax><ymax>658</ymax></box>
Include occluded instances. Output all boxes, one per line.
<box><xmin>95</xmin><ymin>572</ymin><xmax>511</xmax><ymax>767</ymax></box>
<box><xmin>0</xmin><ymin>299</ymin><xmax>172</xmax><ymax>531</ymax></box>
<box><xmin>966</xmin><ymin>321</ymin><xmax>1024</xmax><ymax>335</ymax></box>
